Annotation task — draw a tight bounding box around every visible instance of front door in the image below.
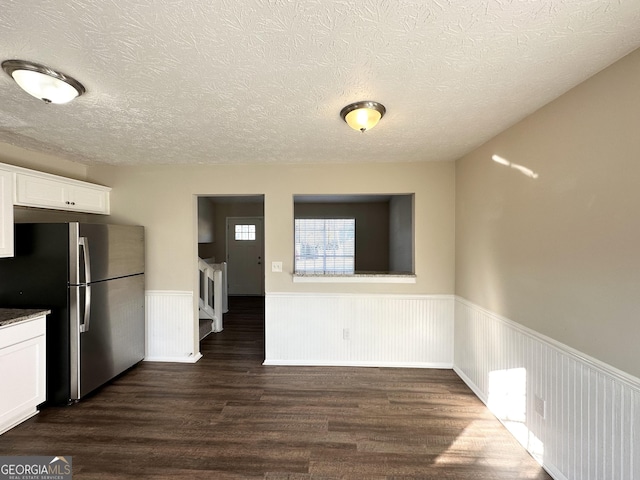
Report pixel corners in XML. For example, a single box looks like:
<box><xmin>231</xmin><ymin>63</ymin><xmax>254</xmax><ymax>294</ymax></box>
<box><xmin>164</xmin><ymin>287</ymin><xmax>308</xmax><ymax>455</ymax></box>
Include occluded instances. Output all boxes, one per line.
<box><xmin>226</xmin><ymin>217</ymin><xmax>264</xmax><ymax>295</ymax></box>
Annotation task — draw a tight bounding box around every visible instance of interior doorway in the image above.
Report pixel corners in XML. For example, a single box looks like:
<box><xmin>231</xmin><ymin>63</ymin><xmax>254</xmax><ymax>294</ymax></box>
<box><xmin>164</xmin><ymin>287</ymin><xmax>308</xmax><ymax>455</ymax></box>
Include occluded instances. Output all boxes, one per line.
<box><xmin>196</xmin><ymin>195</ymin><xmax>265</xmax><ymax>347</ymax></box>
<box><xmin>197</xmin><ymin>195</ymin><xmax>265</xmax><ymax>290</ymax></box>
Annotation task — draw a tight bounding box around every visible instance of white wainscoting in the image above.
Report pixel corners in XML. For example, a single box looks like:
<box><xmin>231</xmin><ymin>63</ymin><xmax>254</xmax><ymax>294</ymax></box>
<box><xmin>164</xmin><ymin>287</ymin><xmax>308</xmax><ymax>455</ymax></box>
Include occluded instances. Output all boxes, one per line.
<box><xmin>145</xmin><ymin>290</ymin><xmax>201</xmax><ymax>363</ymax></box>
<box><xmin>454</xmin><ymin>297</ymin><xmax>640</xmax><ymax>480</ymax></box>
<box><xmin>265</xmin><ymin>293</ymin><xmax>454</xmax><ymax>368</ymax></box>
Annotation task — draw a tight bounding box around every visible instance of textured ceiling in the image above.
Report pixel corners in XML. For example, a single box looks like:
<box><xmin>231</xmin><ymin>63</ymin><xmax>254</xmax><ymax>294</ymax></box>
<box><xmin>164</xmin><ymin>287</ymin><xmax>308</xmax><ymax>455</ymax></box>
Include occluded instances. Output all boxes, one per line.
<box><xmin>1</xmin><ymin>0</ymin><xmax>639</xmax><ymax>166</ymax></box>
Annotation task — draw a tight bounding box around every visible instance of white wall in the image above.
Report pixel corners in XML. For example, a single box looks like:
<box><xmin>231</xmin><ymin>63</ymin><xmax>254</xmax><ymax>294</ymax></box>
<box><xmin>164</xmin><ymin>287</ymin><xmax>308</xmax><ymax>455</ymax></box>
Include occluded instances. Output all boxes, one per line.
<box><xmin>266</xmin><ymin>293</ymin><xmax>453</xmax><ymax>367</ymax></box>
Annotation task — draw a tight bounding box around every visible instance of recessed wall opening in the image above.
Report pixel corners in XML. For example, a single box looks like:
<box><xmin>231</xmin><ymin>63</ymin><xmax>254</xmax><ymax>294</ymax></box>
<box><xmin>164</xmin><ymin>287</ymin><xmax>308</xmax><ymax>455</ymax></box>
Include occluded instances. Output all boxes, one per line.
<box><xmin>196</xmin><ymin>195</ymin><xmax>265</xmax><ymax>349</ymax></box>
<box><xmin>293</xmin><ymin>194</ymin><xmax>414</xmax><ymax>275</ymax></box>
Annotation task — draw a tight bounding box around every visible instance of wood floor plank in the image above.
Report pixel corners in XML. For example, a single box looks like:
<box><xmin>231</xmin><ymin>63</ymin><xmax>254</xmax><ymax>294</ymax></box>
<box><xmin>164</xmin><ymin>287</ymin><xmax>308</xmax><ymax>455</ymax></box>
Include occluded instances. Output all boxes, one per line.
<box><xmin>0</xmin><ymin>296</ymin><xmax>552</xmax><ymax>479</ymax></box>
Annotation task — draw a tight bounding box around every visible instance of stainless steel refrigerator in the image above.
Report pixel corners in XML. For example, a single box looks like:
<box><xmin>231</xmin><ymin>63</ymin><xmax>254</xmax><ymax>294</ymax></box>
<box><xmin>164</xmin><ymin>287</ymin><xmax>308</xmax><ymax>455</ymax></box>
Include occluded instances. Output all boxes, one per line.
<box><xmin>0</xmin><ymin>222</ymin><xmax>145</xmax><ymax>405</ymax></box>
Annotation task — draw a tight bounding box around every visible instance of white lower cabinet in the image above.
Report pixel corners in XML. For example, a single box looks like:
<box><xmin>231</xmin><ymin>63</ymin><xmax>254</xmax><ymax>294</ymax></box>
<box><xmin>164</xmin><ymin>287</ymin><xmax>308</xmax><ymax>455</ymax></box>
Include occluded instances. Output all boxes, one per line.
<box><xmin>0</xmin><ymin>316</ymin><xmax>46</xmax><ymax>435</ymax></box>
<box><xmin>15</xmin><ymin>172</ymin><xmax>110</xmax><ymax>214</ymax></box>
<box><xmin>0</xmin><ymin>169</ymin><xmax>13</xmax><ymax>258</ymax></box>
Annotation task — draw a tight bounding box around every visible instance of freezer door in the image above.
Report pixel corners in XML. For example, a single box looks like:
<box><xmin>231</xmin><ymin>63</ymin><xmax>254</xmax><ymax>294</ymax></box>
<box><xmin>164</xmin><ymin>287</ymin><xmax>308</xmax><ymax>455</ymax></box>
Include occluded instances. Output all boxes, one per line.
<box><xmin>73</xmin><ymin>223</ymin><xmax>144</xmax><ymax>283</ymax></box>
<box><xmin>70</xmin><ymin>274</ymin><xmax>145</xmax><ymax>400</ymax></box>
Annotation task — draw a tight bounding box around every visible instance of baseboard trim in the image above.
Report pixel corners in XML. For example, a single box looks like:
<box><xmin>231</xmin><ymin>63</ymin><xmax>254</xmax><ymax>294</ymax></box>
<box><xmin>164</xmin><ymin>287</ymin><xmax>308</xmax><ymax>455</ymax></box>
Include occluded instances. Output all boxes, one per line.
<box><xmin>263</xmin><ymin>360</ymin><xmax>453</xmax><ymax>368</ymax></box>
<box><xmin>144</xmin><ymin>353</ymin><xmax>202</xmax><ymax>364</ymax></box>
<box><xmin>452</xmin><ymin>366</ymin><xmax>485</xmax><ymax>402</ymax></box>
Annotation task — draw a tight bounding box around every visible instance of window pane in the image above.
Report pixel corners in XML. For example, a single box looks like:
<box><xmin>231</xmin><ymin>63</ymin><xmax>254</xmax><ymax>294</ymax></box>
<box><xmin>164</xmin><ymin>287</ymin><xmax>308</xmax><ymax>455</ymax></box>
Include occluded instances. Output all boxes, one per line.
<box><xmin>295</xmin><ymin>218</ymin><xmax>355</xmax><ymax>274</ymax></box>
<box><xmin>235</xmin><ymin>224</ymin><xmax>256</xmax><ymax>241</ymax></box>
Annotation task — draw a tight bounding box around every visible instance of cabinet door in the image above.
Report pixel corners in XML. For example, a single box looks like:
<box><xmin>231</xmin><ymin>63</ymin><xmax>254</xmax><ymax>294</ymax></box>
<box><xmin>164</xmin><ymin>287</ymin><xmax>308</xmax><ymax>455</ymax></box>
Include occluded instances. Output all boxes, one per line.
<box><xmin>69</xmin><ymin>184</ymin><xmax>110</xmax><ymax>214</ymax></box>
<box><xmin>15</xmin><ymin>173</ymin><xmax>110</xmax><ymax>214</ymax></box>
<box><xmin>15</xmin><ymin>173</ymin><xmax>68</xmax><ymax>210</ymax></box>
<box><xmin>0</xmin><ymin>318</ymin><xmax>46</xmax><ymax>435</ymax></box>
<box><xmin>0</xmin><ymin>169</ymin><xmax>14</xmax><ymax>258</ymax></box>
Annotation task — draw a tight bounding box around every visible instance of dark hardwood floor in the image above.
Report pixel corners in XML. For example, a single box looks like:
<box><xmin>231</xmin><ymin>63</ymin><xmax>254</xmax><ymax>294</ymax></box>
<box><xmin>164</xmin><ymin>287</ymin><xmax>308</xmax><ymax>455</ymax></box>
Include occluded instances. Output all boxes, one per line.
<box><xmin>1</xmin><ymin>296</ymin><xmax>552</xmax><ymax>479</ymax></box>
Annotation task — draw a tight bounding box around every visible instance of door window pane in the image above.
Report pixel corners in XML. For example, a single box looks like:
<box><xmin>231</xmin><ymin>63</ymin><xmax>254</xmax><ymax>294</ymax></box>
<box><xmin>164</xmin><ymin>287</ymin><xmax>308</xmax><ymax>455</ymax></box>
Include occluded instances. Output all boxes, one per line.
<box><xmin>235</xmin><ymin>224</ymin><xmax>256</xmax><ymax>241</ymax></box>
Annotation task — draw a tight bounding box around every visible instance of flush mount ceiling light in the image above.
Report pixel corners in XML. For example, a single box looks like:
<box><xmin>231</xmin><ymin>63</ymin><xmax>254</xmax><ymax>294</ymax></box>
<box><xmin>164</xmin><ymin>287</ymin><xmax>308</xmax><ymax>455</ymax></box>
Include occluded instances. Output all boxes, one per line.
<box><xmin>340</xmin><ymin>101</ymin><xmax>386</xmax><ymax>132</ymax></box>
<box><xmin>2</xmin><ymin>60</ymin><xmax>85</xmax><ymax>104</ymax></box>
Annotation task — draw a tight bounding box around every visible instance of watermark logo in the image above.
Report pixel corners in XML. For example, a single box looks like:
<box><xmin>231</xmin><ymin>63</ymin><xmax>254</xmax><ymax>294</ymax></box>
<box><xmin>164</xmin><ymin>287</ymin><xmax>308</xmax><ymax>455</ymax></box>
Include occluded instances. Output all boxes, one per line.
<box><xmin>0</xmin><ymin>456</ymin><xmax>72</xmax><ymax>480</ymax></box>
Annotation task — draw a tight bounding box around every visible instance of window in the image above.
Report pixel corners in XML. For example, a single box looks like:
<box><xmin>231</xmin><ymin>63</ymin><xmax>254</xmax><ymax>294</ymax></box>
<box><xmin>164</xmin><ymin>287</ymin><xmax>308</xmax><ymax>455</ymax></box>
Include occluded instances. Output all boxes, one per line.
<box><xmin>295</xmin><ymin>218</ymin><xmax>355</xmax><ymax>274</ymax></box>
<box><xmin>235</xmin><ymin>224</ymin><xmax>256</xmax><ymax>241</ymax></box>
<box><xmin>294</xmin><ymin>194</ymin><xmax>414</xmax><ymax>276</ymax></box>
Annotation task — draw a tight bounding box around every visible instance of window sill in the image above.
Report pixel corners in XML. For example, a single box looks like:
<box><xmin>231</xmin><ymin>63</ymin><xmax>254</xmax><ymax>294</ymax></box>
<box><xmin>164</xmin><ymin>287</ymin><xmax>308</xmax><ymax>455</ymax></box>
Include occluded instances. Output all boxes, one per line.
<box><xmin>292</xmin><ymin>273</ymin><xmax>416</xmax><ymax>284</ymax></box>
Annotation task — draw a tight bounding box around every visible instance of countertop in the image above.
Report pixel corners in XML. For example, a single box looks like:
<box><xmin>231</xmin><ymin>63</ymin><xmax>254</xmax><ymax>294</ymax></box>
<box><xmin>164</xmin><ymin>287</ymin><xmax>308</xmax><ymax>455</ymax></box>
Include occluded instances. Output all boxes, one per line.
<box><xmin>293</xmin><ymin>271</ymin><xmax>415</xmax><ymax>277</ymax></box>
<box><xmin>0</xmin><ymin>309</ymin><xmax>51</xmax><ymax>328</ymax></box>
<box><xmin>292</xmin><ymin>271</ymin><xmax>417</xmax><ymax>283</ymax></box>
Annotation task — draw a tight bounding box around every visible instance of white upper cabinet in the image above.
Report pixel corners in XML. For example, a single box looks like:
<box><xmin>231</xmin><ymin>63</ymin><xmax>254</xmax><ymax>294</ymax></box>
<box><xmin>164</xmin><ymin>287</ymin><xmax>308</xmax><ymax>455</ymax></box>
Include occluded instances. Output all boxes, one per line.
<box><xmin>14</xmin><ymin>171</ymin><xmax>110</xmax><ymax>214</ymax></box>
<box><xmin>0</xmin><ymin>163</ymin><xmax>111</xmax><ymax>258</ymax></box>
<box><xmin>0</xmin><ymin>169</ymin><xmax>14</xmax><ymax>258</ymax></box>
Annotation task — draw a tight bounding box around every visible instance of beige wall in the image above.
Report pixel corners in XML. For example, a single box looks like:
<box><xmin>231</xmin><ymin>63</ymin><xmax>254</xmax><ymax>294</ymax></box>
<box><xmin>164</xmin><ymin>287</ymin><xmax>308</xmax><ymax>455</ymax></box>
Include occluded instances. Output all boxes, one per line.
<box><xmin>87</xmin><ymin>162</ymin><xmax>455</xmax><ymax>295</ymax></box>
<box><xmin>456</xmin><ymin>48</ymin><xmax>640</xmax><ymax>378</ymax></box>
<box><xmin>0</xmin><ymin>142</ymin><xmax>88</xmax><ymax>180</ymax></box>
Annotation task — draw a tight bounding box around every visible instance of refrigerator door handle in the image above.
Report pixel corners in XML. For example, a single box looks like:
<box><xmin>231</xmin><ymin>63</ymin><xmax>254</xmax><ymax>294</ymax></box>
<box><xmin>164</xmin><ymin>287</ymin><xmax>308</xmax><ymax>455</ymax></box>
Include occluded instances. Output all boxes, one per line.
<box><xmin>70</xmin><ymin>285</ymin><xmax>81</xmax><ymax>400</ymax></box>
<box><xmin>80</xmin><ymin>285</ymin><xmax>92</xmax><ymax>333</ymax></box>
<box><xmin>79</xmin><ymin>237</ymin><xmax>92</xmax><ymax>332</ymax></box>
<box><xmin>79</xmin><ymin>236</ymin><xmax>92</xmax><ymax>284</ymax></box>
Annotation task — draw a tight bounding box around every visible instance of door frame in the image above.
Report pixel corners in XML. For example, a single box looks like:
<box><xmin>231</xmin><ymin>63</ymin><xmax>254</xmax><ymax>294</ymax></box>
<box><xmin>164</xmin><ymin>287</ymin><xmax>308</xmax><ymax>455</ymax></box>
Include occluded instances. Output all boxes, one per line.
<box><xmin>194</xmin><ymin>194</ymin><xmax>266</xmax><ymax>361</ymax></box>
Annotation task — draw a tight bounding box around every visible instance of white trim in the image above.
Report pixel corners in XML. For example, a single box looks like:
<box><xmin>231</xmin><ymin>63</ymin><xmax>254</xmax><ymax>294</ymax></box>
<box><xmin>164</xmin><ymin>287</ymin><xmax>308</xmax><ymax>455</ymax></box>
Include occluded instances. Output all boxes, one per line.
<box><xmin>0</xmin><ymin>410</ymin><xmax>40</xmax><ymax>436</ymax></box>
<box><xmin>144</xmin><ymin>353</ymin><xmax>202</xmax><ymax>364</ymax></box>
<box><xmin>292</xmin><ymin>274</ymin><xmax>416</xmax><ymax>284</ymax></box>
<box><xmin>263</xmin><ymin>360</ymin><xmax>452</xmax><ymax>368</ymax></box>
<box><xmin>453</xmin><ymin>365</ymin><xmax>485</xmax><ymax>402</ymax></box>
<box><xmin>146</xmin><ymin>290</ymin><xmax>193</xmax><ymax>296</ymax></box>
<box><xmin>267</xmin><ymin>292</ymin><xmax>449</xmax><ymax>299</ymax></box>
<box><xmin>540</xmin><ymin>465</ymin><xmax>570</xmax><ymax>480</ymax></box>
